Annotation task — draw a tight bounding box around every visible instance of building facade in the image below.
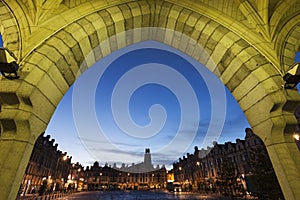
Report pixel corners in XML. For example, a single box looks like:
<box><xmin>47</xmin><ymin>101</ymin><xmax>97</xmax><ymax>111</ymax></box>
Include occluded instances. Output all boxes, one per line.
<box><xmin>84</xmin><ymin>149</ymin><xmax>167</xmax><ymax>191</ymax></box>
<box><xmin>67</xmin><ymin>162</ymin><xmax>85</xmax><ymax>191</ymax></box>
<box><xmin>20</xmin><ymin>140</ymin><xmax>167</xmax><ymax>196</ymax></box>
<box><xmin>20</xmin><ymin>133</ymin><xmax>72</xmax><ymax>196</ymax></box>
<box><xmin>173</xmin><ymin>128</ymin><xmax>283</xmax><ymax>198</ymax></box>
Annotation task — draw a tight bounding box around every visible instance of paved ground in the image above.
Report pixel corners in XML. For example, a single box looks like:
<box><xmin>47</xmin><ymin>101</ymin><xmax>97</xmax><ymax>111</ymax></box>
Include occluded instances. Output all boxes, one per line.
<box><xmin>57</xmin><ymin>190</ymin><xmax>249</xmax><ymax>200</ymax></box>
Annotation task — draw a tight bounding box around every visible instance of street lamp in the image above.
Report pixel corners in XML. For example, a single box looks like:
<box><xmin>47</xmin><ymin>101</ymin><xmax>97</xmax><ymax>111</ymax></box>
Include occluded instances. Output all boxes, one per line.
<box><xmin>100</xmin><ymin>172</ymin><xmax>102</xmax><ymax>190</ymax></box>
<box><xmin>0</xmin><ymin>48</ymin><xmax>19</xmax><ymax>80</ymax></box>
<box><xmin>293</xmin><ymin>133</ymin><xmax>300</xmax><ymax>151</ymax></box>
<box><xmin>178</xmin><ymin>167</ymin><xmax>183</xmax><ymax>184</ymax></box>
<box><xmin>55</xmin><ymin>155</ymin><xmax>67</xmax><ymax>175</ymax></box>
<box><xmin>127</xmin><ymin>173</ymin><xmax>130</xmax><ymax>189</ymax></box>
<box><xmin>75</xmin><ymin>168</ymin><xmax>81</xmax><ymax>191</ymax></box>
<box><xmin>54</xmin><ymin>155</ymin><xmax>68</xmax><ymax>188</ymax></box>
<box><xmin>293</xmin><ymin>133</ymin><xmax>300</xmax><ymax>140</ymax></box>
<box><xmin>195</xmin><ymin>161</ymin><xmax>200</xmax><ymax>185</ymax></box>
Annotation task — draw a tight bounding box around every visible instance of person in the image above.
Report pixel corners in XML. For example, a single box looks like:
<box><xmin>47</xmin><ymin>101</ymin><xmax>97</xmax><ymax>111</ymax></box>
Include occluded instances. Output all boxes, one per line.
<box><xmin>31</xmin><ymin>186</ymin><xmax>36</xmax><ymax>194</ymax></box>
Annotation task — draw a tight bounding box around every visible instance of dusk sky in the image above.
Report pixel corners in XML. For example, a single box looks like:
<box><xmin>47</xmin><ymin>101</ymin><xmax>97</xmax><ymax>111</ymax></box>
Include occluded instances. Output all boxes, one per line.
<box><xmin>47</xmin><ymin>41</ymin><xmax>250</xmax><ymax>169</ymax></box>
<box><xmin>0</xmin><ymin>36</ymin><xmax>299</xmax><ymax>169</ymax></box>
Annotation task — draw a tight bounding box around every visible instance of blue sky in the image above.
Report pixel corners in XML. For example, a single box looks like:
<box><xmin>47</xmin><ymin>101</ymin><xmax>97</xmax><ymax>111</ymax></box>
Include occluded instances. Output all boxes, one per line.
<box><xmin>47</xmin><ymin>41</ymin><xmax>250</xmax><ymax>168</ymax></box>
<box><xmin>0</xmin><ymin>36</ymin><xmax>299</xmax><ymax>169</ymax></box>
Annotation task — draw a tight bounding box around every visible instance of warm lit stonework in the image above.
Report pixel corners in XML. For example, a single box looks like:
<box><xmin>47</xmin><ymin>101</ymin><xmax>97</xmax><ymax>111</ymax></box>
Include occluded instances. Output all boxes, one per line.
<box><xmin>0</xmin><ymin>1</ymin><xmax>299</xmax><ymax>199</ymax></box>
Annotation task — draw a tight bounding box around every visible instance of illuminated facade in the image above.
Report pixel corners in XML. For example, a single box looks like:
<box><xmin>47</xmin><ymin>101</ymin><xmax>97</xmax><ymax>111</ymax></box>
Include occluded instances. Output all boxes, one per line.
<box><xmin>173</xmin><ymin>128</ymin><xmax>283</xmax><ymax>197</ymax></box>
<box><xmin>84</xmin><ymin>149</ymin><xmax>167</xmax><ymax>190</ymax></box>
<box><xmin>68</xmin><ymin>162</ymin><xmax>85</xmax><ymax>191</ymax></box>
<box><xmin>20</xmin><ymin>133</ymin><xmax>71</xmax><ymax>196</ymax></box>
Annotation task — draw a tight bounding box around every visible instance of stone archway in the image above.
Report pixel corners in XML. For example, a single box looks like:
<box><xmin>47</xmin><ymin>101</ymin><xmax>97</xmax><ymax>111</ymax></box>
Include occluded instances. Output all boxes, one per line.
<box><xmin>0</xmin><ymin>0</ymin><xmax>300</xmax><ymax>199</ymax></box>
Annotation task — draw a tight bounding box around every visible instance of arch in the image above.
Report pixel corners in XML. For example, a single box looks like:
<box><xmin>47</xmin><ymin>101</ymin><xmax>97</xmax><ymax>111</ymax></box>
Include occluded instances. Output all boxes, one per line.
<box><xmin>279</xmin><ymin>20</ymin><xmax>300</xmax><ymax>71</ymax></box>
<box><xmin>0</xmin><ymin>0</ymin><xmax>299</xmax><ymax>199</ymax></box>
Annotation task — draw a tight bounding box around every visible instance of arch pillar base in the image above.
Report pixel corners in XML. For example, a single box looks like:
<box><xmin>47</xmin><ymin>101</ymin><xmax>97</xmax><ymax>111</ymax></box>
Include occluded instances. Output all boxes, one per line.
<box><xmin>266</xmin><ymin>139</ymin><xmax>300</xmax><ymax>200</ymax></box>
<box><xmin>0</xmin><ymin>138</ymin><xmax>34</xmax><ymax>200</ymax></box>
<box><xmin>0</xmin><ymin>118</ymin><xmax>37</xmax><ymax>200</ymax></box>
<box><xmin>253</xmin><ymin>112</ymin><xmax>300</xmax><ymax>200</ymax></box>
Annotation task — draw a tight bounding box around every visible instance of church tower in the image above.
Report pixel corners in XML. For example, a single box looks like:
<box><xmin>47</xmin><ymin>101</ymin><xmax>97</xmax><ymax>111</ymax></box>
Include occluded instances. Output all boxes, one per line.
<box><xmin>144</xmin><ymin>148</ymin><xmax>152</xmax><ymax>167</ymax></box>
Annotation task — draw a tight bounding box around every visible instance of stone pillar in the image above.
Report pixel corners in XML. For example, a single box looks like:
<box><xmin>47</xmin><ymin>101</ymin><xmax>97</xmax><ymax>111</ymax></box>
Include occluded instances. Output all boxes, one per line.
<box><xmin>266</xmin><ymin>131</ymin><xmax>300</xmax><ymax>200</ymax></box>
<box><xmin>0</xmin><ymin>120</ymin><xmax>36</xmax><ymax>200</ymax></box>
<box><xmin>252</xmin><ymin>89</ymin><xmax>300</xmax><ymax>200</ymax></box>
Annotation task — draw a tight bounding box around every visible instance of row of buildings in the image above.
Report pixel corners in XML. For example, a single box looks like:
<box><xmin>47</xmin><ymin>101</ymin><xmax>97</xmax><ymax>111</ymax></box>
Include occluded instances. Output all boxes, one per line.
<box><xmin>172</xmin><ymin>128</ymin><xmax>284</xmax><ymax>198</ymax></box>
<box><xmin>84</xmin><ymin>159</ymin><xmax>167</xmax><ymax>191</ymax></box>
<box><xmin>20</xmin><ymin>128</ymin><xmax>290</xmax><ymax>198</ymax></box>
<box><xmin>20</xmin><ymin>133</ymin><xmax>72</xmax><ymax>195</ymax></box>
<box><xmin>19</xmin><ymin>134</ymin><xmax>167</xmax><ymax>196</ymax></box>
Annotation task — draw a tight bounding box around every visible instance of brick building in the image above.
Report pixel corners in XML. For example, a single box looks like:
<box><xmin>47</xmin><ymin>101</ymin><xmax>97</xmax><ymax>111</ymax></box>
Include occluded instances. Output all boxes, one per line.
<box><xmin>67</xmin><ymin>162</ymin><xmax>85</xmax><ymax>191</ymax></box>
<box><xmin>84</xmin><ymin>149</ymin><xmax>167</xmax><ymax>190</ymax></box>
<box><xmin>173</xmin><ymin>128</ymin><xmax>283</xmax><ymax>198</ymax></box>
<box><xmin>20</xmin><ymin>133</ymin><xmax>71</xmax><ymax>196</ymax></box>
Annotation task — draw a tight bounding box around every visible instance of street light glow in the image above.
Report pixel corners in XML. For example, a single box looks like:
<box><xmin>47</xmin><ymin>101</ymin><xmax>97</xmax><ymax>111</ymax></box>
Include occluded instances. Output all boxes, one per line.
<box><xmin>293</xmin><ymin>133</ymin><xmax>300</xmax><ymax>141</ymax></box>
<box><xmin>62</xmin><ymin>155</ymin><xmax>68</xmax><ymax>160</ymax></box>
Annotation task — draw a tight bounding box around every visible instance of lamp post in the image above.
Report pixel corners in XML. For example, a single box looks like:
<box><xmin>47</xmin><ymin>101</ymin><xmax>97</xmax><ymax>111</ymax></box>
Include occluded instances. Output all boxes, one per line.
<box><xmin>99</xmin><ymin>172</ymin><xmax>102</xmax><ymax>190</ymax></box>
<box><xmin>55</xmin><ymin>155</ymin><xmax>68</xmax><ymax>178</ymax></box>
<box><xmin>178</xmin><ymin>167</ymin><xmax>183</xmax><ymax>185</ymax></box>
<box><xmin>152</xmin><ymin>173</ymin><xmax>155</xmax><ymax>188</ymax></box>
<box><xmin>75</xmin><ymin>168</ymin><xmax>81</xmax><ymax>191</ymax></box>
<box><xmin>196</xmin><ymin>161</ymin><xmax>201</xmax><ymax>179</ymax></box>
<box><xmin>195</xmin><ymin>161</ymin><xmax>200</xmax><ymax>191</ymax></box>
<box><xmin>127</xmin><ymin>173</ymin><xmax>130</xmax><ymax>190</ymax></box>
<box><xmin>54</xmin><ymin>155</ymin><xmax>68</xmax><ymax>191</ymax></box>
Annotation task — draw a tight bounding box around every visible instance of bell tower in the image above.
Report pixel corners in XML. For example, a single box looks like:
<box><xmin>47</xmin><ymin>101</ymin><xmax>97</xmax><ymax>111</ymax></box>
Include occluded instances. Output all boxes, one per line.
<box><xmin>144</xmin><ymin>148</ymin><xmax>152</xmax><ymax>167</ymax></box>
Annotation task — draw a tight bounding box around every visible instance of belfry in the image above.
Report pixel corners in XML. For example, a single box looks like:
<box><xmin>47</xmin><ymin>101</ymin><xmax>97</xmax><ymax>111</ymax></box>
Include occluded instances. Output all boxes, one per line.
<box><xmin>144</xmin><ymin>148</ymin><xmax>152</xmax><ymax>167</ymax></box>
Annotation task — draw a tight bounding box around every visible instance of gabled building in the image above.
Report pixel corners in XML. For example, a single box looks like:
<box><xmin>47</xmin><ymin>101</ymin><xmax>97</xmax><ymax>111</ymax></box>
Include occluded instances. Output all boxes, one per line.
<box><xmin>173</xmin><ymin>128</ymin><xmax>283</xmax><ymax>198</ymax></box>
<box><xmin>20</xmin><ymin>133</ymin><xmax>71</xmax><ymax>196</ymax></box>
<box><xmin>84</xmin><ymin>148</ymin><xmax>167</xmax><ymax>190</ymax></box>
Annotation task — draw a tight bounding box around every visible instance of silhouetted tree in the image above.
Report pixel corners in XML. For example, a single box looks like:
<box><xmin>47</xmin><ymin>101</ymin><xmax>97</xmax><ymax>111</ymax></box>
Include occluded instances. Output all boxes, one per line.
<box><xmin>247</xmin><ymin>146</ymin><xmax>284</xmax><ymax>199</ymax></box>
<box><xmin>217</xmin><ymin>156</ymin><xmax>239</xmax><ymax>199</ymax></box>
